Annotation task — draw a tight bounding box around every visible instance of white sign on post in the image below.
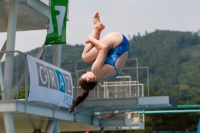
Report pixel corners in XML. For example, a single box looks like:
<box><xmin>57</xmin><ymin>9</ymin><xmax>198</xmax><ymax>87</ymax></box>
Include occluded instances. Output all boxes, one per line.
<box><xmin>27</xmin><ymin>55</ymin><xmax>73</xmax><ymax>108</ymax></box>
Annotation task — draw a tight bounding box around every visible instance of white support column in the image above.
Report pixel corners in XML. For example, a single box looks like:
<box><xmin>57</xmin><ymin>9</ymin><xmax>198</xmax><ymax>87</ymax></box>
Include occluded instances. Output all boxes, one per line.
<box><xmin>0</xmin><ymin>62</ymin><xmax>5</xmax><ymax>92</ymax></box>
<box><xmin>3</xmin><ymin>113</ymin><xmax>15</xmax><ymax>133</ymax></box>
<box><xmin>3</xmin><ymin>0</ymin><xmax>18</xmax><ymax>100</ymax></box>
<box><xmin>135</xmin><ymin>58</ymin><xmax>139</xmax><ymax>97</ymax></box>
<box><xmin>53</xmin><ymin>119</ymin><xmax>60</xmax><ymax>133</ymax></box>
<box><xmin>3</xmin><ymin>0</ymin><xmax>18</xmax><ymax>133</ymax></box>
<box><xmin>45</xmin><ymin>120</ymin><xmax>56</xmax><ymax>133</ymax></box>
<box><xmin>53</xmin><ymin>45</ymin><xmax>62</xmax><ymax>67</ymax></box>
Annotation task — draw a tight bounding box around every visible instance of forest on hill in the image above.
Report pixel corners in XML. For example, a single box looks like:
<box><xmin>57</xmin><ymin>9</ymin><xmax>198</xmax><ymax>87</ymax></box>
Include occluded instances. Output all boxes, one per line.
<box><xmin>129</xmin><ymin>30</ymin><xmax>200</xmax><ymax>102</ymax></box>
<box><xmin>7</xmin><ymin>30</ymin><xmax>200</xmax><ymax>132</ymax></box>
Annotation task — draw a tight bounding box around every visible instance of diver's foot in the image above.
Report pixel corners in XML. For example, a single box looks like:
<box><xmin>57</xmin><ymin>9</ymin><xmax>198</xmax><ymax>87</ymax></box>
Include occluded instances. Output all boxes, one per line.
<box><xmin>93</xmin><ymin>12</ymin><xmax>100</xmax><ymax>25</ymax></box>
<box><xmin>93</xmin><ymin>12</ymin><xmax>105</xmax><ymax>30</ymax></box>
<box><xmin>94</xmin><ymin>22</ymin><xmax>105</xmax><ymax>31</ymax></box>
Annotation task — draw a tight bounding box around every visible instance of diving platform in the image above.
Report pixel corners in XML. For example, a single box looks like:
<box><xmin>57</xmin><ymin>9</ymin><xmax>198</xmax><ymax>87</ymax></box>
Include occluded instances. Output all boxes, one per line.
<box><xmin>78</xmin><ymin>96</ymin><xmax>177</xmax><ymax>112</ymax></box>
<box><xmin>0</xmin><ymin>95</ymin><xmax>176</xmax><ymax>132</ymax></box>
<box><xmin>0</xmin><ymin>0</ymin><xmax>49</xmax><ymax>32</ymax></box>
<box><xmin>0</xmin><ymin>100</ymin><xmax>100</xmax><ymax>132</ymax></box>
<box><xmin>76</xmin><ymin>96</ymin><xmax>176</xmax><ymax>131</ymax></box>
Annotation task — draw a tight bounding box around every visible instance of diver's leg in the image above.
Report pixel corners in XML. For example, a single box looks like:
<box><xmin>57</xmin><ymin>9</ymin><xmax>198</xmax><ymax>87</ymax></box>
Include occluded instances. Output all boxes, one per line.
<box><xmin>82</xmin><ymin>12</ymin><xmax>105</xmax><ymax>63</ymax></box>
<box><xmin>86</xmin><ymin>31</ymin><xmax>128</xmax><ymax>73</ymax></box>
<box><xmin>92</xmin><ymin>12</ymin><xmax>105</xmax><ymax>40</ymax></box>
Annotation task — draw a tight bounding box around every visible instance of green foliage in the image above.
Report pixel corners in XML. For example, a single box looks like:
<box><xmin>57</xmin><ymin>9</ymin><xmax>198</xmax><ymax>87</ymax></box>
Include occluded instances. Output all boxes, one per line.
<box><xmin>129</xmin><ymin>30</ymin><xmax>200</xmax><ymax>102</ymax></box>
<box><xmin>14</xmin><ymin>87</ymin><xmax>29</xmax><ymax>99</ymax></box>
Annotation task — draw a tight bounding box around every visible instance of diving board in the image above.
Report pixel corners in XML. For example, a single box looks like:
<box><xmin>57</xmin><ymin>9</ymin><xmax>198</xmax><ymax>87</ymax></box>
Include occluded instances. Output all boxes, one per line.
<box><xmin>76</xmin><ymin>96</ymin><xmax>176</xmax><ymax>131</ymax></box>
<box><xmin>77</xmin><ymin>96</ymin><xmax>177</xmax><ymax>112</ymax></box>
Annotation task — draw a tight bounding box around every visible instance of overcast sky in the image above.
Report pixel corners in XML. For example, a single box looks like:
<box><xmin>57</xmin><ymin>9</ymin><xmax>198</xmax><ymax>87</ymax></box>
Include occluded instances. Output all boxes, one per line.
<box><xmin>0</xmin><ymin>0</ymin><xmax>200</xmax><ymax>52</ymax></box>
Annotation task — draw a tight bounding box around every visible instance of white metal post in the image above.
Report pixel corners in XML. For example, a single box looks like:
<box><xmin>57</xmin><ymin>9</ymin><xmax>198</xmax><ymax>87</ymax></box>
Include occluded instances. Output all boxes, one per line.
<box><xmin>25</xmin><ymin>59</ymin><xmax>28</xmax><ymax>101</ymax></box>
<box><xmin>136</xmin><ymin>59</ymin><xmax>139</xmax><ymax>97</ymax></box>
<box><xmin>46</xmin><ymin>120</ymin><xmax>56</xmax><ymax>133</ymax></box>
<box><xmin>0</xmin><ymin>62</ymin><xmax>5</xmax><ymax>92</ymax></box>
<box><xmin>51</xmin><ymin>44</ymin><xmax>62</xmax><ymax>133</ymax></box>
<box><xmin>53</xmin><ymin>45</ymin><xmax>62</xmax><ymax>67</ymax></box>
<box><xmin>3</xmin><ymin>0</ymin><xmax>18</xmax><ymax>100</ymax></box>
<box><xmin>142</xmin><ymin>84</ymin><xmax>144</xmax><ymax>97</ymax></box>
<box><xmin>3</xmin><ymin>113</ymin><xmax>15</xmax><ymax>133</ymax></box>
<box><xmin>147</xmin><ymin>67</ymin><xmax>149</xmax><ymax>96</ymax></box>
<box><xmin>53</xmin><ymin>119</ymin><xmax>60</xmax><ymax>133</ymax></box>
<box><xmin>3</xmin><ymin>0</ymin><xmax>18</xmax><ymax>133</ymax></box>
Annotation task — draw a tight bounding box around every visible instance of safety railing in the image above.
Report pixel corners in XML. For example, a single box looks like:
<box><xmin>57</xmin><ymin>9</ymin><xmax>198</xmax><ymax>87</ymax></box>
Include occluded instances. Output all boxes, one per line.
<box><xmin>0</xmin><ymin>50</ymin><xmax>29</xmax><ymax>101</ymax></box>
<box><xmin>61</xmin><ymin>58</ymin><xmax>150</xmax><ymax>99</ymax></box>
<box><xmin>102</xmin><ymin>80</ymin><xmax>144</xmax><ymax>98</ymax></box>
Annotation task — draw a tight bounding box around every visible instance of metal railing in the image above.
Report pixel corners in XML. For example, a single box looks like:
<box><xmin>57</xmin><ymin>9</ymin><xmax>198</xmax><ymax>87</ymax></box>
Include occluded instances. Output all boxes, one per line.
<box><xmin>0</xmin><ymin>50</ymin><xmax>29</xmax><ymax>101</ymax></box>
<box><xmin>102</xmin><ymin>80</ymin><xmax>144</xmax><ymax>98</ymax></box>
<box><xmin>61</xmin><ymin>58</ymin><xmax>150</xmax><ymax>99</ymax></box>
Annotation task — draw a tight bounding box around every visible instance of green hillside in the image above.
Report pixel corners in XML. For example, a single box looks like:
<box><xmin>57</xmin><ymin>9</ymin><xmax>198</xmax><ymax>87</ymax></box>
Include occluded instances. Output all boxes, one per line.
<box><xmin>128</xmin><ymin>30</ymin><xmax>200</xmax><ymax>101</ymax></box>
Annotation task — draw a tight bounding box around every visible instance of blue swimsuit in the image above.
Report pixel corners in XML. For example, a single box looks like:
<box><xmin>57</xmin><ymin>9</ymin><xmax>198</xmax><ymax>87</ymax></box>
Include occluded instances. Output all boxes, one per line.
<box><xmin>101</xmin><ymin>34</ymin><xmax>129</xmax><ymax>81</ymax></box>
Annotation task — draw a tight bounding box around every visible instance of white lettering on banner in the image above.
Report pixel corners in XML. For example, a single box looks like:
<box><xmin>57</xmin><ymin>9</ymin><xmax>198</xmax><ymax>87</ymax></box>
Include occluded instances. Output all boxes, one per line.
<box><xmin>59</xmin><ymin>74</ymin><xmax>65</xmax><ymax>92</ymax></box>
<box><xmin>36</xmin><ymin>61</ymin><xmax>72</xmax><ymax>96</ymax></box>
<box><xmin>63</xmin><ymin>73</ymin><xmax>72</xmax><ymax>95</ymax></box>
<box><xmin>39</xmin><ymin>66</ymin><xmax>48</xmax><ymax>85</ymax></box>
<box><xmin>46</xmin><ymin>66</ymin><xmax>58</xmax><ymax>90</ymax></box>
<box><xmin>36</xmin><ymin>63</ymin><xmax>49</xmax><ymax>88</ymax></box>
<box><xmin>49</xmin><ymin>69</ymin><xmax>56</xmax><ymax>87</ymax></box>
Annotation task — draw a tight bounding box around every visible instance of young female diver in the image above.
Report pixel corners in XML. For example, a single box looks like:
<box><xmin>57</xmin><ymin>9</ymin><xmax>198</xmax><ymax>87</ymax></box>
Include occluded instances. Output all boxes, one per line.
<box><xmin>70</xmin><ymin>12</ymin><xmax>129</xmax><ymax>113</ymax></box>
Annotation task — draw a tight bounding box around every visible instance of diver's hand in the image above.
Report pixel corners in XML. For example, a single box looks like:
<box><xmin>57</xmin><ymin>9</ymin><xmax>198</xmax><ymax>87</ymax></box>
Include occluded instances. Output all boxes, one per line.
<box><xmin>85</xmin><ymin>34</ymin><xmax>93</xmax><ymax>44</ymax></box>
